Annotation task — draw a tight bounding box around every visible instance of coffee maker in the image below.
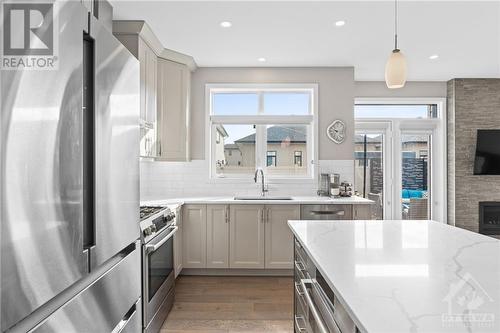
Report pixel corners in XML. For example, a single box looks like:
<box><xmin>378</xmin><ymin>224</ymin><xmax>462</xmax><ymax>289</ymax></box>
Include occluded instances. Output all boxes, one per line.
<box><xmin>317</xmin><ymin>173</ymin><xmax>341</xmax><ymax>197</ymax></box>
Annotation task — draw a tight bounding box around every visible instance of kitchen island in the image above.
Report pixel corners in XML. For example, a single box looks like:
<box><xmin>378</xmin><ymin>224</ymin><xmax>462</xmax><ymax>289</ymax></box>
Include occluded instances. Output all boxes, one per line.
<box><xmin>288</xmin><ymin>219</ymin><xmax>500</xmax><ymax>333</ymax></box>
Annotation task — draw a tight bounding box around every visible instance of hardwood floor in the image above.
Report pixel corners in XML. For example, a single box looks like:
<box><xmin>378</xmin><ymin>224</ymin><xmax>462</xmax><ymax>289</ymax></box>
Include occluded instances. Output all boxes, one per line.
<box><xmin>161</xmin><ymin>276</ymin><xmax>294</xmax><ymax>333</ymax></box>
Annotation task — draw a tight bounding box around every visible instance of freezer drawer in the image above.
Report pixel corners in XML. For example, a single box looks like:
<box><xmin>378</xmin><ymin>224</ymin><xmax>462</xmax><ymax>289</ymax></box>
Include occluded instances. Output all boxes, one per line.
<box><xmin>30</xmin><ymin>244</ymin><xmax>141</xmax><ymax>333</ymax></box>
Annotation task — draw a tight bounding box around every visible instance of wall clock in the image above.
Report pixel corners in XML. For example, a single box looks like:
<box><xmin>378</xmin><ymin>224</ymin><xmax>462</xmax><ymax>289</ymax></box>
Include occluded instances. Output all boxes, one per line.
<box><xmin>326</xmin><ymin>120</ymin><xmax>346</xmax><ymax>144</ymax></box>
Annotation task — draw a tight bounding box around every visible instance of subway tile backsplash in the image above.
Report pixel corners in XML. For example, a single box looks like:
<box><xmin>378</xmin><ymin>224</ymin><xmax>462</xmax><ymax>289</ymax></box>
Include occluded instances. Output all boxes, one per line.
<box><xmin>140</xmin><ymin>159</ymin><xmax>354</xmax><ymax>201</ymax></box>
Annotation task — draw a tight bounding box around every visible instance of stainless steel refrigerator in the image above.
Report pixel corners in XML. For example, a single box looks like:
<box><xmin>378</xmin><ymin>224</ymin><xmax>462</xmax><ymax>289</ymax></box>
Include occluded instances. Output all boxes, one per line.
<box><xmin>1</xmin><ymin>1</ymin><xmax>141</xmax><ymax>332</ymax></box>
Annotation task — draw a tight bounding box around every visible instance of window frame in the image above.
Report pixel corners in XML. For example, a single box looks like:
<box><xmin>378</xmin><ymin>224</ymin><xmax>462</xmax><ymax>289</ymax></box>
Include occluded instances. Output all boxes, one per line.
<box><xmin>206</xmin><ymin>83</ymin><xmax>318</xmax><ymax>183</ymax></box>
<box><xmin>355</xmin><ymin>97</ymin><xmax>447</xmax><ymax>223</ymax></box>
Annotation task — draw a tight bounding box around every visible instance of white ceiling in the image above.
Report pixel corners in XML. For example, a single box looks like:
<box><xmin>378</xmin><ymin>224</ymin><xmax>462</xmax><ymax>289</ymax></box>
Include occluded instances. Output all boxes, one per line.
<box><xmin>111</xmin><ymin>1</ymin><xmax>500</xmax><ymax>81</ymax></box>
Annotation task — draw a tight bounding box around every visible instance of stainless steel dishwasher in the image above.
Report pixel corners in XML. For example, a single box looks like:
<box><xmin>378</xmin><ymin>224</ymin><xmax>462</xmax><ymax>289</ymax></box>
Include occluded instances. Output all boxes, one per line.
<box><xmin>300</xmin><ymin>205</ymin><xmax>352</xmax><ymax>220</ymax></box>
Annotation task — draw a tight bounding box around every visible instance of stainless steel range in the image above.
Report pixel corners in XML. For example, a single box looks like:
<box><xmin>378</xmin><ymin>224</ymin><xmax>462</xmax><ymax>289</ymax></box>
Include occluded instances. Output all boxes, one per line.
<box><xmin>139</xmin><ymin>206</ymin><xmax>178</xmax><ymax>333</ymax></box>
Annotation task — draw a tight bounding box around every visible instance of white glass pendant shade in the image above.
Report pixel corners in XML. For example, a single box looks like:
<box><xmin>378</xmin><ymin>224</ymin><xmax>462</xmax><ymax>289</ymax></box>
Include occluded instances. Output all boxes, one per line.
<box><xmin>385</xmin><ymin>49</ymin><xmax>407</xmax><ymax>89</ymax></box>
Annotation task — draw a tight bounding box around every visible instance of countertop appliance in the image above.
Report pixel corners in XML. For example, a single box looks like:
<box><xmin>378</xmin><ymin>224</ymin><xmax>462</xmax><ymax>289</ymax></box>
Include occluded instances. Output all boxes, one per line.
<box><xmin>139</xmin><ymin>206</ymin><xmax>178</xmax><ymax>333</ymax></box>
<box><xmin>1</xmin><ymin>1</ymin><xmax>141</xmax><ymax>332</ymax></box>
<box><xmin>329</xmin><ymin>174</ymin><xmax>340</xmax><ymax>197</ymax></box>
<box><xmin>317</xmin><ymin>174</ymin><xmax>331</xmax><ymax>197</ymax></box>
<box><xmin>294</xmin><ymin>239</ymin><xmax>356</xmax><ymax>333</ymax></box>
<box><xmin>339</xmin><ymin>182</ymin><xmax>353</xmax><ymax>197</ymax></box>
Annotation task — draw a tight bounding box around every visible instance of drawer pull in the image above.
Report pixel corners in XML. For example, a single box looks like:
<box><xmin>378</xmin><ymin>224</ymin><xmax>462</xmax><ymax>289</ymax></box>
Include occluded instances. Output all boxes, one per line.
<box><xmin>295</xmin><ymin>281</ymin><xmax>305</xmax><ymax>296</ymax></box>
<box><xmin>310</xmin><ymin>210</ymin><xmax>345</xmax><ymax>216</ymax></box>
<box><xmin>294</xmin><ymin>315</ymin><xmax>307</xmax><ymax>332</ymax></box>
<box><xmin>294</xmin><ymin>260</ymin><xmax>306</xmax><ymax>272</ymax></box>
<box><xmin>301</xmin><ymin>279</ymin><xmax>329</xmax><ymax>333</ymax></box>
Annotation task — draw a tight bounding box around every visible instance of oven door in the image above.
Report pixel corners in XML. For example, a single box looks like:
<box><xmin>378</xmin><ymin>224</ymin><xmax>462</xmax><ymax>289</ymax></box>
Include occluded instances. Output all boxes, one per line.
<box><xmin>143</xmin><ymin>225</ymin><xmax>178</xmax><ymax>326</ymax></box>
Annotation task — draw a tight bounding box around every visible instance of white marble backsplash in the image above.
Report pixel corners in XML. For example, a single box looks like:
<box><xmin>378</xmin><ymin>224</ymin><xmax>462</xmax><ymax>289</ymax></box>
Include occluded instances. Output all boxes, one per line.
<box><xmin>140</xmin><ymin>159</ymin><xmax>354</xmax><ymax>201</ymax></box>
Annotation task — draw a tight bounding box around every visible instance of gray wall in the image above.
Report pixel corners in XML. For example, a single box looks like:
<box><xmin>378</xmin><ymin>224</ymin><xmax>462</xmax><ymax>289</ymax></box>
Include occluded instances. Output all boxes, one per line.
<box><xmin>190</xmin><ymin>67</ymin><xmax>355</xmax><ymax>160</ymax></box>
<box><xmin>447</xmin><ymin>79</ymin><xmax>500</xmax><ymax>233</ymax></box>
<box><xmin>355</xmin><ymin>81</ymin><xmax>447</xmax><ymax>98</ymax></box>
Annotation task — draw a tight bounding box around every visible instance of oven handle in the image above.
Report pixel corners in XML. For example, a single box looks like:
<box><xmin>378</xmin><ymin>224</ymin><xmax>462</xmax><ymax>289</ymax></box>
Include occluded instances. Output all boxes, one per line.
<box><xmin>301</xmin><ymin>279</ymin><xmax>329</xmax><ymax>333</ymax></box>
<box><xmin>145</xmin><ymin>226</ymin><xmax>178</xmax><ymax>253</ymax></box>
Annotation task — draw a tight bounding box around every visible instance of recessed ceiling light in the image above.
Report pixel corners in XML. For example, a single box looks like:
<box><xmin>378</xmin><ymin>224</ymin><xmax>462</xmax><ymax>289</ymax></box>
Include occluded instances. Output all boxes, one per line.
<box><xmin>220</xmin><ymin>21</ymin><xmax>232</xmax><ymax>28</ymax></box>
<box><xmin>258</xmin><ymin>57</ymin><xmax>266</xmax><ymax>62</ymax></box>
<box><xmin>429</xmin><ymin>54</ymin><xmax>439</xmax><ymax>60</ymax></box>
<box><xmin>335</xmin><ymin>20</ymin><xmax>346</xmax><ymax>27</ymax></box>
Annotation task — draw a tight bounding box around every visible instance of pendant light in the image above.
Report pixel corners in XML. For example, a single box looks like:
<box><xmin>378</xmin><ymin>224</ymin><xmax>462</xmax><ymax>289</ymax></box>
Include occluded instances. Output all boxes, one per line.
<box><xmin>385</xmin><ymin>0</ymin><xmax>407</xmax><ymax>89</ymax></box>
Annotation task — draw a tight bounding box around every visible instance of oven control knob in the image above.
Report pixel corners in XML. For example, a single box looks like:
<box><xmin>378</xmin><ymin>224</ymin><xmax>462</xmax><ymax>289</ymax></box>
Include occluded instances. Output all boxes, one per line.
<box><xmin>166</xmin><ymin>215</ymin><xmax>172</xmax><ymax>222</ymax></box>
<box><xmin>143</xmin><ymin>228</ymin><xmax>152</xmax><ymax>237</ymax></box>
<box><xmin>151</xmin><ymin>224</ymin><xmax>157</xmax><ymax>232</ymax></box>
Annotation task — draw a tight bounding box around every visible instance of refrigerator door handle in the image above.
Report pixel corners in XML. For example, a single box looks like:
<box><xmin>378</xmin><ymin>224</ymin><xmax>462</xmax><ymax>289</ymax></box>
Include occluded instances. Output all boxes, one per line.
<box><xmin>111</xmin><ymin>299</ymin><xmax>140</xmax><ymax>333</ymax></box>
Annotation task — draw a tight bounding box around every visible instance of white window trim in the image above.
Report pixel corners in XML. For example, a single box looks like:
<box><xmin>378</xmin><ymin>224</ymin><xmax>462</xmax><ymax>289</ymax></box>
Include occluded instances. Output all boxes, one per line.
<box><xmin>355</xmin><ymin>97</ymin><xmax>447</xmax><ymax>224</ymax></box>
<box><xmin>205</xmin><ymin>83</ymin><xmax>318</xmax><ymax>184</ymax></box>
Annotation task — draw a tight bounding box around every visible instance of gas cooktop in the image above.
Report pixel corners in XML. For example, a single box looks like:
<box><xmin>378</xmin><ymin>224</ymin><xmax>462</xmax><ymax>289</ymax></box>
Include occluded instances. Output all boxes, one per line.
<box><xmin>140</xmin><ymin>206</ymin><xmax>166</xmax><ymax>221</ymax></box>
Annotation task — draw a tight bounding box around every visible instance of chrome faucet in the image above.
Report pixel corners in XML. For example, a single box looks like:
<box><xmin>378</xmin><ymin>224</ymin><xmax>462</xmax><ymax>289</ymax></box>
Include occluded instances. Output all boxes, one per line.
<box><xmin>254</xmin><ymin>168</ymin><xmax>268</xmax><ymax>197</ymax></box>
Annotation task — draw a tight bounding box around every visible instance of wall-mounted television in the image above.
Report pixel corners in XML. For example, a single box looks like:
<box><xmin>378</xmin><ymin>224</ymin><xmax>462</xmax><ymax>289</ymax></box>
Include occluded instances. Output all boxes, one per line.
<box><xmin>474</xmin><ymin>130</ymin><xmax>500</xmax><ymax>175</ymax></box>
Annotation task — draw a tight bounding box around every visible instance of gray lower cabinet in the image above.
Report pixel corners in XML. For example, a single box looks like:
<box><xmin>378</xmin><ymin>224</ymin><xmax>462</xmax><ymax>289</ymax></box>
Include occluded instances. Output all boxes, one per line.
<box><xmin>229</xmin><ymin>205</ymin><xmax>265</xmax><ymax>269</ymax></box>
<box><xmin>181</xmin><ymin>203</ymin><xmax>371</xmax><ymax>273</ymax></box>
<box><xmin>173</xmin><ymin>210</ymin><xmax>183</xmax><ymax>277</ymax></box>
<box><xmin>353</xmin><ymin>204</ymin><xmax>372</xmax><ymax>219</ymax></box>
<box><xmin>182</xmin><ymin>204</ymin><xmax>206</xmax><ymax>268</ymax></box>
<box><xmin>265</xmin><ymin>205</ymin><xmax>299</xmax><ymax>269</ymax></box>
<box><xmin>206</xmin><ymin>205</ymin><xmax>230</xmax><ymax>268</ymax></box>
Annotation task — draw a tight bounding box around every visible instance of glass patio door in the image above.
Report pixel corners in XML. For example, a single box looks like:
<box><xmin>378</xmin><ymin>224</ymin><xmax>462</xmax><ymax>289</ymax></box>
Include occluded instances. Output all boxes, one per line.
<box><xmin>355</xmin><ymin>101</ymin><xmax>446</xmax><ymax>223</ymax></box>
<box><xmin>355</xmin><ymin>124</ymin><xmax>391</xmax><ymax>220</ymax></box>
<box><xmin>400</xmin><ymin>133</ymin><xmax>432</xmax><ymax>220</ymax></box>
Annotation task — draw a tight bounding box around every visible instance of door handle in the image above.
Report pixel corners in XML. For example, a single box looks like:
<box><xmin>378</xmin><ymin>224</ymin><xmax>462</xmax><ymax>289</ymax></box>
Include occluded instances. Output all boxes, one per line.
<box><xmin>145</xmin><ymin>226</ymin><xmax>178</xmax><ymax>253</ymax></box>
<box><xmin>225</xmin><ymin>206</ymin><xmax>229</xmax><ymax>223</ymax></box>
<box><xmin>266</xmin><ymin>208</ymin><xmax>270</xmax><ymax>223</ymax></box>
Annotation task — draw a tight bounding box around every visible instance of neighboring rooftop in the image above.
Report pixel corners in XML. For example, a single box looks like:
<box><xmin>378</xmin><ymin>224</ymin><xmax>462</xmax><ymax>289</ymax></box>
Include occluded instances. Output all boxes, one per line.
<box><xmin>235</xmin><ymin>125</ymin><xmax>306</xmax><ymax>144</ymax></box>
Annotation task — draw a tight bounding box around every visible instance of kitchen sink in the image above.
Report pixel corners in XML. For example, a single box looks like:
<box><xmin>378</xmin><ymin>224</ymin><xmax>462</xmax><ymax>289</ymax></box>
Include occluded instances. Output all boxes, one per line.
<box><xmin>233</xmin><ymin>196</ymin><xmax>293</xmax><ymax>201</ymax></box>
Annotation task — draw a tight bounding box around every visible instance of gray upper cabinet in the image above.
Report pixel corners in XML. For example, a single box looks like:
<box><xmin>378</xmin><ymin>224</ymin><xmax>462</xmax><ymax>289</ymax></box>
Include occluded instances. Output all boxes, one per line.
<box><xmin>113</xmin><ymin>21</ymin><xmax>161</xmax><ymax>158</ymax></box>
<box><xmin>157</xmin><ymin>59</ymin><xmax>191</xmax><ymax>161</ymax></box>
<box><xmin>113</xmin><ymin>20</ymin><xmax>196</xmax><ymax>161</ymax></box>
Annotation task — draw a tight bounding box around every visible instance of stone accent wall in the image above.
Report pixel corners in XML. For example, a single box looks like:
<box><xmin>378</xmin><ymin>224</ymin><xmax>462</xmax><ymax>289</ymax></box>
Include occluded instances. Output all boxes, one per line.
<box><xmin>447</xmin><ymin>79</ymin><xmax>500</xmax><ymax>234</ymax></box>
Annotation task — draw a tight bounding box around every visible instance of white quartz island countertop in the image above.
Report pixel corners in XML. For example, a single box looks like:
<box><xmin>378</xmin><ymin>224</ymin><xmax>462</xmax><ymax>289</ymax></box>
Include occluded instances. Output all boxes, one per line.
<box><xmin>141</xmin><ymin>195</ymin><xmax>373</xmax><ymax>206</ymax></box>
<box><xmin>288</xmin><ymin>220</ymin><xmax>500</xmax><ymax>333</ymax></box>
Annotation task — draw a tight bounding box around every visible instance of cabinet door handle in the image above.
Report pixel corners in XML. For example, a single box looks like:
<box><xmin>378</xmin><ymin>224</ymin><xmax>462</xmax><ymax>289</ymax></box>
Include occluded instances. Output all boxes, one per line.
<box><xmin>266</xmin><ymin>208</ymin><xmax>270</xmax><ymax>223</ymax></box>
<box><xmin>225</xmin><ymin>206</ymin><xmax>229</xmax><ymax>223</ymax></box>
<box><xmin>260</xmin><ymin>209</ymin><xmax>264</xmax><ymax>223</ymax></box>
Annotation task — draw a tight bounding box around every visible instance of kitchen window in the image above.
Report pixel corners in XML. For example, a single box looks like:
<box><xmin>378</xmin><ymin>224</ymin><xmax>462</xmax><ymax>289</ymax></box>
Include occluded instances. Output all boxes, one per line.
<box><xmin>207</xmin><ymin>84</ymin><xmax>317</xmax><ymax>181</ymax></box>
